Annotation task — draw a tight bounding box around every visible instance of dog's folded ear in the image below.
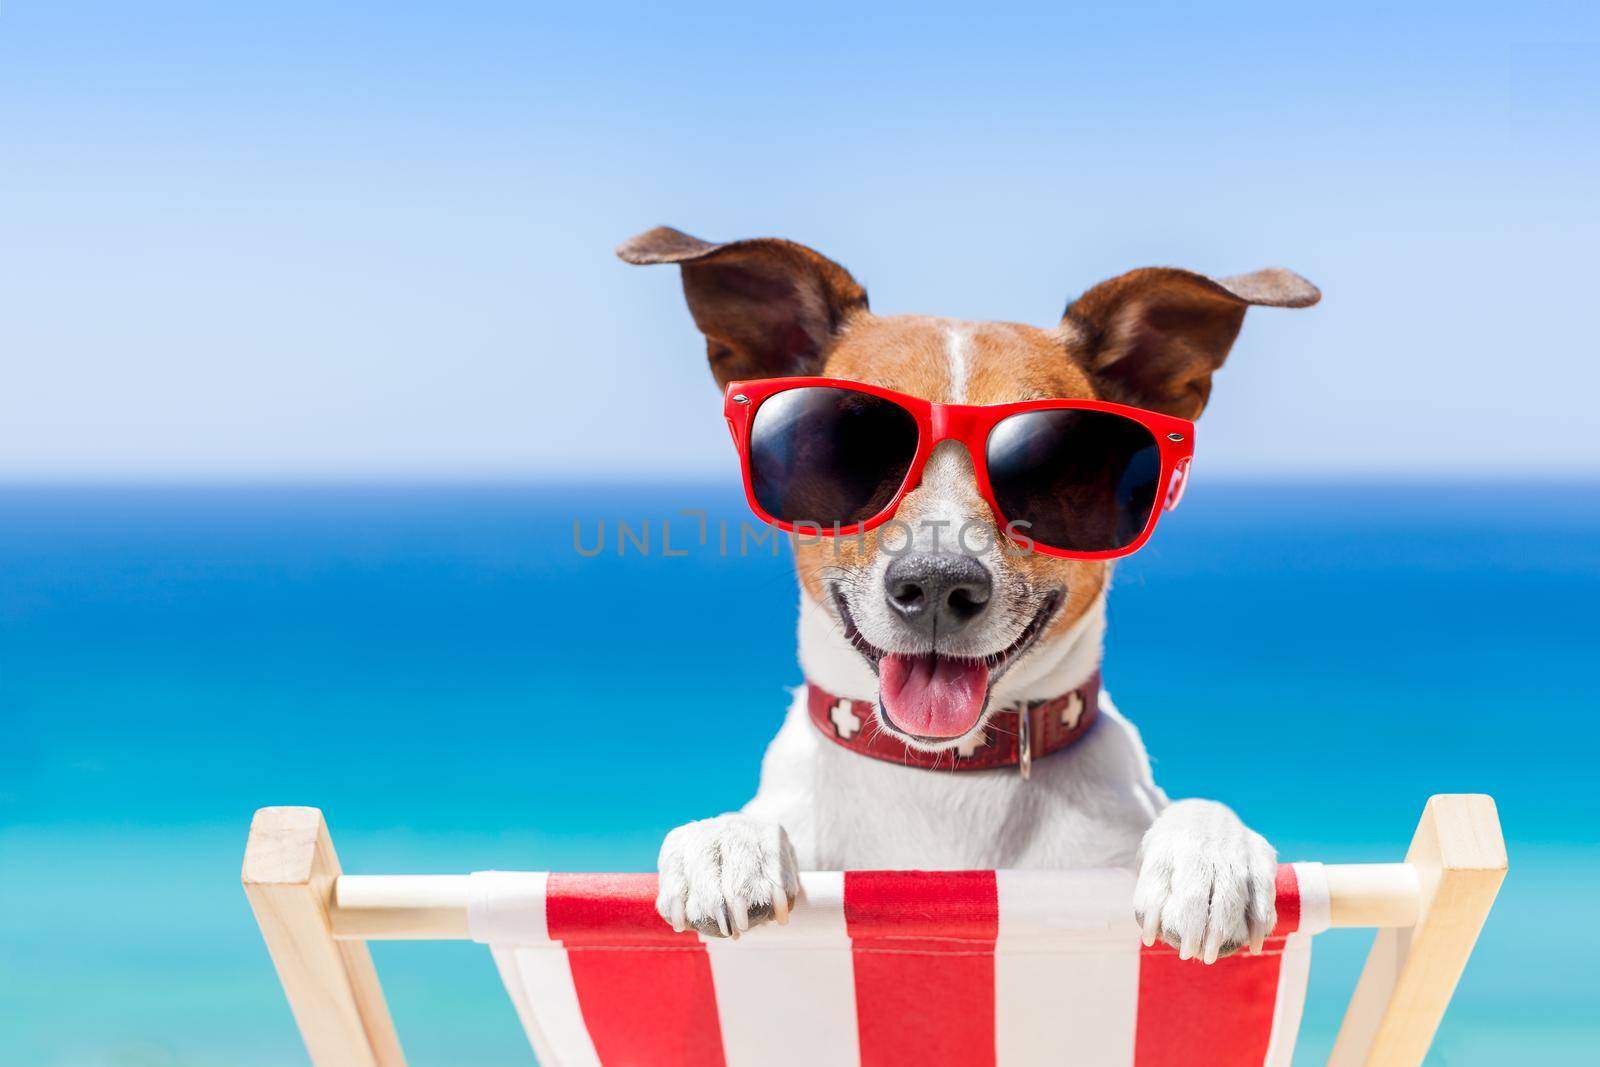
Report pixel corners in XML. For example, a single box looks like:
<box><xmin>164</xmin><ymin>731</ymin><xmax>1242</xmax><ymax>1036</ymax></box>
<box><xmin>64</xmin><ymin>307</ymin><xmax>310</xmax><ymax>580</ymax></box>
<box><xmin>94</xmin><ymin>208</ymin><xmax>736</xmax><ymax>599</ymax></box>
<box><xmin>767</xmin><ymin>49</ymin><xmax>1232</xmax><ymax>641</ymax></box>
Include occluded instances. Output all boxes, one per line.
<box><xmin>1063</xmin><ymin>267</ymin><xmax>1320</xmax><ymax>419</ymax></box>
<box><xmin>617</xmin><ymin>226</ymin><xmax>869</xmax><ymax>388</ymax></box>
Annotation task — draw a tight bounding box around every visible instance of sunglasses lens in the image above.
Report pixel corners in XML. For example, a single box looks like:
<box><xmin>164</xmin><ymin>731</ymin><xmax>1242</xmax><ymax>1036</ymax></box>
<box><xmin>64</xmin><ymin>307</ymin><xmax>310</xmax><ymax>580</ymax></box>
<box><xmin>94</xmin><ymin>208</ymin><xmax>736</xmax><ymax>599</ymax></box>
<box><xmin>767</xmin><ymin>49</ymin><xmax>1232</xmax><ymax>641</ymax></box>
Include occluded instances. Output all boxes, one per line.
<box><xmin>748</xmin><ymin>386</ymin><xmax>919</xmax><ymax>527</ymax></box>
<box><xmin>986</xmin><ymin>409</ymin><xmax>1162</xmax><ymax>552</ymax></box>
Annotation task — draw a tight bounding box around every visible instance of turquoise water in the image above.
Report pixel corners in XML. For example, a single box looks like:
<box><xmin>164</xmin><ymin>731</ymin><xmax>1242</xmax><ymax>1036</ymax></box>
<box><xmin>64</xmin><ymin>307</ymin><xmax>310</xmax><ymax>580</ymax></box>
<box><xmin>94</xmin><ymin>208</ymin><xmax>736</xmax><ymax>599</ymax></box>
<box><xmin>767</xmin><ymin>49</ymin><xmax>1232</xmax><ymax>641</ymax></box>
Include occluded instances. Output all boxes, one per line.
<box><xmin>2</xmin><ymin>483</ymin><xmax>1596</xmax><ymax>1066</ymax></box>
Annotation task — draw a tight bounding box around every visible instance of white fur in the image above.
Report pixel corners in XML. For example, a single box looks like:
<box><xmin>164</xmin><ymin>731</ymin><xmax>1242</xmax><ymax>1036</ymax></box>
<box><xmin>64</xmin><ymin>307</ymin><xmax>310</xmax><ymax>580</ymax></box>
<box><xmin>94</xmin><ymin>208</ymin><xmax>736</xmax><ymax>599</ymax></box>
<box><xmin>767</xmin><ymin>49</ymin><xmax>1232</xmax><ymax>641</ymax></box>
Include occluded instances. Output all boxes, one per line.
<box><xmin>762</xmin><ymin>588</ymin><xmax>1157</xmax><ymax>870</ymax></box>
<box><xmin>662</xmin><ymin>586</ymin><xmax>1278</xmax><ymax>960</ymax></box>
<box><xmin>945</xmin><ymin>326</ymin><xmax>970</xmax><ymax>402</ymax></box>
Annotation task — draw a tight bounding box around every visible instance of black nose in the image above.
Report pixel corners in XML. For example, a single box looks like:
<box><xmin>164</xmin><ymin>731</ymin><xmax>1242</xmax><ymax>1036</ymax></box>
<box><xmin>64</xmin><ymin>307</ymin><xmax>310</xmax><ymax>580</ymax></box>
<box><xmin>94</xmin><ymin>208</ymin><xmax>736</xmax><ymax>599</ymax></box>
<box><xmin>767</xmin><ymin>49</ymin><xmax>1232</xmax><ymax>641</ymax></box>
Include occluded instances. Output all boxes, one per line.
<box><xmin>883</xmin><ymin>553</ymin><xmax>993</xmax><ymax>633</ymax></box>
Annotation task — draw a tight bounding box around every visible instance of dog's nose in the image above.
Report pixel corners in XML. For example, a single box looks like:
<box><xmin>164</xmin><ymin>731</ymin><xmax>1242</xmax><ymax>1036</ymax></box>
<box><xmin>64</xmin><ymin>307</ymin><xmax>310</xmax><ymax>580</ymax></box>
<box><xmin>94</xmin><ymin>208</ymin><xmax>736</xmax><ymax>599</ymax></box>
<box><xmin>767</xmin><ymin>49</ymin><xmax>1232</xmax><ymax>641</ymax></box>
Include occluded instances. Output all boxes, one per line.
<box><xmin>883</xmin><ymin>553</ymin><xmax>992</xmax><ymax>632</ymax></box>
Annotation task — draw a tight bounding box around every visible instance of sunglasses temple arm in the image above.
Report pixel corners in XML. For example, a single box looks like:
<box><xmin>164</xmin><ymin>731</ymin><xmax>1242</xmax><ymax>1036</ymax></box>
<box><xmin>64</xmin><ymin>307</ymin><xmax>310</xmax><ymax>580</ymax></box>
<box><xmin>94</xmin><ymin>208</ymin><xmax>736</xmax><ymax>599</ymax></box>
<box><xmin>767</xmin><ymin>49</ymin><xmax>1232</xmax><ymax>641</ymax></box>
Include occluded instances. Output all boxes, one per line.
<box><xmin>1163</xmin><ymin>457</ymin><xmax>1192</xmax><ymax>512</ymax></box>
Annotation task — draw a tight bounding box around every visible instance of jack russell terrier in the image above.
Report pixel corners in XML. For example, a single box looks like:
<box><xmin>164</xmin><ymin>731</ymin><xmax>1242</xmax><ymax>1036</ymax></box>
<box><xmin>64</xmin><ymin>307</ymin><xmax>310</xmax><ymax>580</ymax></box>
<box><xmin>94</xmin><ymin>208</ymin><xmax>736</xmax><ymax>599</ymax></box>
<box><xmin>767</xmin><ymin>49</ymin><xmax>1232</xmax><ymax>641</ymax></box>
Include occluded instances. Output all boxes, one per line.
<box><xmin>619</xmin><ymin>227</ymin><xmax>1319</xmax><ymax>964</ymax></box>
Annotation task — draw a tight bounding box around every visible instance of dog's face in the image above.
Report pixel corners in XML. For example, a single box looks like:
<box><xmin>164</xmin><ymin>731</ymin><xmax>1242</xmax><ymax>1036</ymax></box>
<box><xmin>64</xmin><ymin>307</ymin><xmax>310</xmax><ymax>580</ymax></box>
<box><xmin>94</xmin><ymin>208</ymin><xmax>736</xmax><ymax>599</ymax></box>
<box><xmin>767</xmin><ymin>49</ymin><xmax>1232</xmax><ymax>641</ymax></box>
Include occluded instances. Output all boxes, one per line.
<box><xmin>796</xmin><ymin>317</ymin><xmax>1110</xmax><ymax>742</ymax></box>
<box><xmin>621</xmin><ymin>228</ymin><xmax>1316</xmax><ymax>749</ymax></box>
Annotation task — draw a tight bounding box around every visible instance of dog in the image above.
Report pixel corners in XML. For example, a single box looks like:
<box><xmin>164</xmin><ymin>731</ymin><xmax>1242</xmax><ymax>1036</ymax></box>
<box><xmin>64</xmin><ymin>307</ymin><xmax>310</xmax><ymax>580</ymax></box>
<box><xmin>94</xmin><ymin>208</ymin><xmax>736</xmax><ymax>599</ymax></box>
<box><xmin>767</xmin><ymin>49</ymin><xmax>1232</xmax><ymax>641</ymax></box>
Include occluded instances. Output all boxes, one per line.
<box><xmin>619</xmin><ymin>226</ymin><xmax>1318</xmax><ymax>964</ymax></box>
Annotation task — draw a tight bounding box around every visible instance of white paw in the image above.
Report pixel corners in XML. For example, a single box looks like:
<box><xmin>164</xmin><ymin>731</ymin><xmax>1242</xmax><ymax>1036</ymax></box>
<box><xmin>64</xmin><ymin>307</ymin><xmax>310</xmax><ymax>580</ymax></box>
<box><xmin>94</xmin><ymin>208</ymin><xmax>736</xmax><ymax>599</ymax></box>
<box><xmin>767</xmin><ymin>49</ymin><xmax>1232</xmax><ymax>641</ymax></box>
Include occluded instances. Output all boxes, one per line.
<box><xmin>656</xmin><ymin>814</ymin><xmax>800</xmax><ymax>938</ymax></box>
<box><xmin>1134</xmin><ymin>799</ymin><xmax>1277</xmax><ymax>964</ymax></box>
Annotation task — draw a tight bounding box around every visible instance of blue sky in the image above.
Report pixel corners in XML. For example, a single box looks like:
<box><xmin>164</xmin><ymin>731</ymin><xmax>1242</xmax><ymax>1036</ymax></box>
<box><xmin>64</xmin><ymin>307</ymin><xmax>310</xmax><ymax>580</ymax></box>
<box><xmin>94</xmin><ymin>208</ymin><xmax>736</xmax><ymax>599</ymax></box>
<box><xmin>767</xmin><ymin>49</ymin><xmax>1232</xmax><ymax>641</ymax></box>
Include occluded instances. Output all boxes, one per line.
<box><xmin>2</xmin><ymin>2</ymin><xmax>1596</xmax><ymax>480</ymax></box>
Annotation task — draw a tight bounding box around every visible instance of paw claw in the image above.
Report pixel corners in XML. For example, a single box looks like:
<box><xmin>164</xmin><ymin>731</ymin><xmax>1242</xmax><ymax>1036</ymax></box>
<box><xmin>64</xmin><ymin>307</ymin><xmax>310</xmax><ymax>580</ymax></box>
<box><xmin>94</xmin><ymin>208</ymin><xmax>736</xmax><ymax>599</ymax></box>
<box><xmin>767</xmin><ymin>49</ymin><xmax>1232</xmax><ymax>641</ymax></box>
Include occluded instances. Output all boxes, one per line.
<box><xmin>770</xmin><ymin>880</ymin><xmax>790</xmax><ymax>925</ymax></box>
<box><xmin>1140</xmin><ymin>910</ymin><xmax>1160</xmax><ymax>947</ymax></box>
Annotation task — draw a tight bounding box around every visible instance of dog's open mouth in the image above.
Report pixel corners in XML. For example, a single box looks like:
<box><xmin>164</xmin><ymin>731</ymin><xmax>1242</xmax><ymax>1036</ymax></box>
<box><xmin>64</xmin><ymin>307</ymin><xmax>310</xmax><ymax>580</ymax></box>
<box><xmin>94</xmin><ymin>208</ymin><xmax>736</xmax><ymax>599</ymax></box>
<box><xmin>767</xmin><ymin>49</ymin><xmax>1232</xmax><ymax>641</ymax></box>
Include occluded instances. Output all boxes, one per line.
<box><xmin>832</xmin><ymin>587</ymin><xmax>1062</xmax><ymax>743</ymax></box>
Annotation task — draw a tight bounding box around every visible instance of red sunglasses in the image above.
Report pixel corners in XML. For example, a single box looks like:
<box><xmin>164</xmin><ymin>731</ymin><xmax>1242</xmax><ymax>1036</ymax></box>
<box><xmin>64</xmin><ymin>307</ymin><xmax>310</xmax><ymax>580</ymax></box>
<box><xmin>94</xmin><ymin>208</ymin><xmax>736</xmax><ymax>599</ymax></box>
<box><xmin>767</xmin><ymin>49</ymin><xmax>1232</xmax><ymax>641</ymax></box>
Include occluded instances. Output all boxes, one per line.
<box><xmin>723</xmin><ymin>377</ymin><xmax>1195</xmax><ymax>560</ymax></box>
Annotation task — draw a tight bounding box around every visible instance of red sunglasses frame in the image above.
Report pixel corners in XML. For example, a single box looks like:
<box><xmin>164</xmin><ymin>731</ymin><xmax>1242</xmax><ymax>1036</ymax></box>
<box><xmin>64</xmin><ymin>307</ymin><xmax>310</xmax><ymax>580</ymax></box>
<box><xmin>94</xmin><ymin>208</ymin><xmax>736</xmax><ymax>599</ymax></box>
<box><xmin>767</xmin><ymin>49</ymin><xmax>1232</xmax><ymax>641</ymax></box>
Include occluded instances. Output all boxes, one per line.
<box><xmin>723</xmin><ymin>377</ymin><xmax>1196</xmax><ymax>561</ymax></box>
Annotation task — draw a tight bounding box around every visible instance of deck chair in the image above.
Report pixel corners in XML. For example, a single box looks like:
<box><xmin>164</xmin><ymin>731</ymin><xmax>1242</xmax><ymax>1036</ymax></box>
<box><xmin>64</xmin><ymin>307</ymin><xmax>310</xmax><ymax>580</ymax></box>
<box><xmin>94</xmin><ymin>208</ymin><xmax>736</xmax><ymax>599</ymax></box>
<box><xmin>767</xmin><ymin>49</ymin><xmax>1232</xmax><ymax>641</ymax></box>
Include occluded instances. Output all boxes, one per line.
<box><xmin>241</xmin><ymin>794</ymin><xmax>1505</xmax><ymax>1067</ymax></box>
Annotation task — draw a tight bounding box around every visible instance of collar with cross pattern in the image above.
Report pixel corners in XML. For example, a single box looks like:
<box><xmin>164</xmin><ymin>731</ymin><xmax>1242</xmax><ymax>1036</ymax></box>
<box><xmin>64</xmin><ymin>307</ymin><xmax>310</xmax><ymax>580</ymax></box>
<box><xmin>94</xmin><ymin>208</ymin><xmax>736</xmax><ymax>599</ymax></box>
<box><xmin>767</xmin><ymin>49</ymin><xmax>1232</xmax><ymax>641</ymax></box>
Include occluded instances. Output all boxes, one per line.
<box><xmin>804</xmin><ymin>671</ymin><xmax>1102</xmax><ymax>779</ymax></box>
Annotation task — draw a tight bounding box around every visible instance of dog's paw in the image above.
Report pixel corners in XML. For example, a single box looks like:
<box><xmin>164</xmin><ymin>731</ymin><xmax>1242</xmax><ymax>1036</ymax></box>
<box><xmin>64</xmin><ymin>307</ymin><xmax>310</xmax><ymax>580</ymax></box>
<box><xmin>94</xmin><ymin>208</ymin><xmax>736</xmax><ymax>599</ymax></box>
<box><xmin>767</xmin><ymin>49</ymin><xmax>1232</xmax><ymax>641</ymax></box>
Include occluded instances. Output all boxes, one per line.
<box><xmin>656</xmin><ymin>813</ymin><xmax>801</xmax><ymax>938</ymax></box>
<box><xmin>1134</xmin><ymin>799</ymin><xmax>1277</xmax><ymax>964</ymax></box>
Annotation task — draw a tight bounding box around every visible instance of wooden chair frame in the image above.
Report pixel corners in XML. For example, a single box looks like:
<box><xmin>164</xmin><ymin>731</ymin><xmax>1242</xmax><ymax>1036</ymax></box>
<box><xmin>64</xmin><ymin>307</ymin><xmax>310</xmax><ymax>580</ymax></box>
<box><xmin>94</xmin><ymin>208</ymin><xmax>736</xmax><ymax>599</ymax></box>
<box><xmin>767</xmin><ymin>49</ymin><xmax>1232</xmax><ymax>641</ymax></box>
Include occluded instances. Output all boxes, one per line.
<box><xmin>242</xmin><ymin>794</ymin><xmax>1505</xmax><ymax>1067</ymax></box>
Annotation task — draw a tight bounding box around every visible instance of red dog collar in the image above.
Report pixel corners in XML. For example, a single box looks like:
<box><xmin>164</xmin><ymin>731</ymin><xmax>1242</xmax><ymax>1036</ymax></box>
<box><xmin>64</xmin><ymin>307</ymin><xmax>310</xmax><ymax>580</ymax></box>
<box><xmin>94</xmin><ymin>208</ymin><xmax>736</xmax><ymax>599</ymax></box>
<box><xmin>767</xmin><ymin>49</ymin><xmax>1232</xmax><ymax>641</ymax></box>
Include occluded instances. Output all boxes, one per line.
<box><xmin>806</xmin><ymin>672</ymin><xmax>1101</xmax><ymax>779</ymax></box>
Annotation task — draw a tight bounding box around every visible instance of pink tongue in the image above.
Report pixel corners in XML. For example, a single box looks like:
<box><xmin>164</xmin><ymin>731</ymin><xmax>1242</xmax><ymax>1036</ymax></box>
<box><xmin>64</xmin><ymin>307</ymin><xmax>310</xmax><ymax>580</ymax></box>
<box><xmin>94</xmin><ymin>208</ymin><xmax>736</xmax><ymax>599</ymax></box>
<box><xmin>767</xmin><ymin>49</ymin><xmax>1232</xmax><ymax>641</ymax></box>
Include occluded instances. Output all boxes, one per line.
<box><xmin>879</xmin><ymin>654</ymin><xmax>991</xmax><ymax>738</ymax></box>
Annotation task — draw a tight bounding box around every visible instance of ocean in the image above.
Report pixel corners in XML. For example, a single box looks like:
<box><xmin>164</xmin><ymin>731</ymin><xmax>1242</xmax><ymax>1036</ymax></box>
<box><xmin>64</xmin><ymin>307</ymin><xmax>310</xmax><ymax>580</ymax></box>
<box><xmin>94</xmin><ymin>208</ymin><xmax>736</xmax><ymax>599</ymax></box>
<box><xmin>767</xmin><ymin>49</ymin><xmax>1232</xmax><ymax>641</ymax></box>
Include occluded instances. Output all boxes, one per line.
<box><xmin>1</xmin><ymin>482</ymin><xmax>1596</xmax><ymax>1065</ymax></box>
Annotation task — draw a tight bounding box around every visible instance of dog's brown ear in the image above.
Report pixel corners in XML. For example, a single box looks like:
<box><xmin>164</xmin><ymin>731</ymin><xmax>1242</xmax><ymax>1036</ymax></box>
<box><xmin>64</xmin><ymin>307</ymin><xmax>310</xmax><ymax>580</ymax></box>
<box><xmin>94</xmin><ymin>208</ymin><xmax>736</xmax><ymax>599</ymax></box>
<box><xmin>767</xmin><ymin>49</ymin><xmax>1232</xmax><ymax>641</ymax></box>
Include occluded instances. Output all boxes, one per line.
<box><xmin>617</xmin><ymin>226</ymin><xmax>869</xmax><ymax>388</ymax></box>
<box><xmin>1063</xmin><ymin>267</ymin><xmax>1319</xmax><ymax>419</ymax></box>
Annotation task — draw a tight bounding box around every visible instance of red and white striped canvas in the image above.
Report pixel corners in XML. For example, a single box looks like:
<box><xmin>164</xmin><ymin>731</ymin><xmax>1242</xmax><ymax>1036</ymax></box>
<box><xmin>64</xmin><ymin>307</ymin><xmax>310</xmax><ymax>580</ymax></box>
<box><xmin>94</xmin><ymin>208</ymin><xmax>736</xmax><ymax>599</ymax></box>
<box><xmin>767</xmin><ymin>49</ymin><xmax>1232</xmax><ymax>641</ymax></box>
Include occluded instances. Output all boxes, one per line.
<box><xmin>469</xmin><ymin>863</ymin><xmax>1331</xmax><ymax>1067</ymax></box>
